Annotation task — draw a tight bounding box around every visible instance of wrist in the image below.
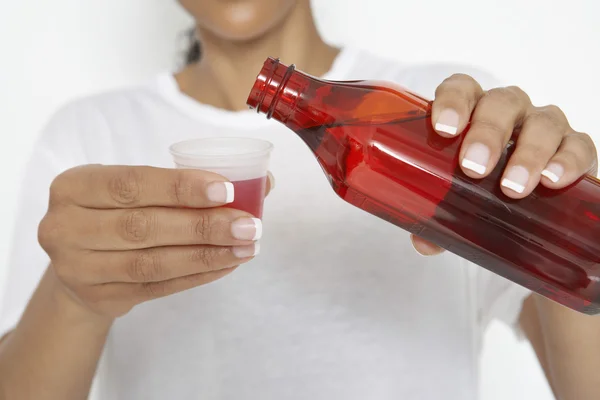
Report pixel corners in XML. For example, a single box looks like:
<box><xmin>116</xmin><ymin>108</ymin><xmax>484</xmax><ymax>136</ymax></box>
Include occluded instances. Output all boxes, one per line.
<box><xmin>46</xmin><ymin>268</ymin><xmax>114</xmax><ymax>333</ymax></box>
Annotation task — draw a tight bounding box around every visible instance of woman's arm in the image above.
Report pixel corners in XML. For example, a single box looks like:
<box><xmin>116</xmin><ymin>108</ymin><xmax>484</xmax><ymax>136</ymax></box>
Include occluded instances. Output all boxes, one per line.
<box><xmin>0</xmin><ymin>268</ymin><xmax>112</xmax><ymax>400</ymax></box>
<box><xmin>0</xmin><ymin>163</ymin><xmax>262</xmax><ymax>400</ymax></box>
<box><xmin>411</xmin><ymin>71</ymin><xmax>599</xmax><ymax>399</ymax></box>
<box><xmin>520</xmin><ymin>296</ymin><xmax>600</xmax><ymax>400</ymax></box>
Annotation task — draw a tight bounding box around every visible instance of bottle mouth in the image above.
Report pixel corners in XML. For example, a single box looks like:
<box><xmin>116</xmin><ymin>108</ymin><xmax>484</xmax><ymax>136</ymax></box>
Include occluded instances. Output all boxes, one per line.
<box><xmin>246</xmin><ymin>57</ymin><xmax>296</xmax><ymax>119</ymax></box>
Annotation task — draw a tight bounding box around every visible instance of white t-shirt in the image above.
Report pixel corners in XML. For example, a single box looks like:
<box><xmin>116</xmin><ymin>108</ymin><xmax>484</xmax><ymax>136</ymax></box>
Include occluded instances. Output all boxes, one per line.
<box><xmin>0</xmin><ymin>47</ymin><xmax>531</xmax><ymax>400</ymax></box>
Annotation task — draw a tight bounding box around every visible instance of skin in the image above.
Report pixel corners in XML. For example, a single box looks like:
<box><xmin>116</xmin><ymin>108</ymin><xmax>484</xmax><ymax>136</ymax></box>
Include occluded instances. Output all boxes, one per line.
<box><xmin>423</xmin><ymin>76</ymin><xmax>600</xmax><ymax>400</ymax></box>
<box><xmin>0</xmin><ymin>0</ymin><xmax>598</xmax><ymax>399</ymax></box>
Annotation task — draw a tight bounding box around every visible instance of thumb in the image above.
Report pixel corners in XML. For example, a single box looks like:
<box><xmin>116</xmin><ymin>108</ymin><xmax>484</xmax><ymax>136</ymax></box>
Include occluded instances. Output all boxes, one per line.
<box><xmin>265</xmin><ymin>171</ymin><xmax>275</xmax><ymax>197</ymax></box>
<box><xmin>410</xmin><ymin>235</ymin><xmax>445</xmax><ymax>257</ymax></box>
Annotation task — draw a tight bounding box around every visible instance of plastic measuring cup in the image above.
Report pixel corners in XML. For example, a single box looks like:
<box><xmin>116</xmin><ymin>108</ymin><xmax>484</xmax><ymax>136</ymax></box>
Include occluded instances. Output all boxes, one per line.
<box><xmin>169</xmin><ymin>137</ymin><xmax>273</xmax><ymax>218</ymax></box>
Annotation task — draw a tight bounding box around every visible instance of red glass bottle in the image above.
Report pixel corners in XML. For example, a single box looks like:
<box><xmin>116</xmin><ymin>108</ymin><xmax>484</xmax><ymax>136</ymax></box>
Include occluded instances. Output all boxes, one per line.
<box><xmin>247</xmin><ymin>57</ymin><xmax>600</xmax><ymax>315</ymax></box>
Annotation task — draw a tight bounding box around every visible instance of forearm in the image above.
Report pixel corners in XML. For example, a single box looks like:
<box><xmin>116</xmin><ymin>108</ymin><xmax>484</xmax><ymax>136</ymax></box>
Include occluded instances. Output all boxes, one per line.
<box><xmin>0</xmin><ymin>267</ymin><xmax>113</xmax><ymax>400</ymax></box>
<box><xmin>531</xmin><ymin>295</ymin><xmax>600</xmax><ymax>400</ymax></box>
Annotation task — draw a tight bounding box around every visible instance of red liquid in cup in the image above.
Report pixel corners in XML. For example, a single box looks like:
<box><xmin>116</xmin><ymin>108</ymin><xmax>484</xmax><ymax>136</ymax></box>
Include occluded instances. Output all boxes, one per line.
<box><xmin>229</xmin><ymin>176</ymin><xmax>268</xmax><ymax>218</ymax></box>
<box><xmin>247</xmin><ymin>58</ymin><xmax>600</xmax><ymax>314</ymax></box>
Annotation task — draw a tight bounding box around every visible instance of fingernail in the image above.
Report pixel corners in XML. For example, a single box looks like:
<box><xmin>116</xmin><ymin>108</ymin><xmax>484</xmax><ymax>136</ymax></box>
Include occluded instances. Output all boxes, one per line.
<box><xmin>232</xmin><ymin>242</ymin><xmax>260</xmax><ymax>258</ymax></box>
<box><xmin>267</xmin><ymin>171</ymin><xmax>276</xmax><ymax>190</ymax></box>
<box><xmin>435</xmin><ymin>109</ymin><xmax>460</xmax><ymax>135</ymax></box>
<box><xmin>206</xmin><ymin>182</ymin><xmax>234</xmax><ymax>204</ymax></box>
<box><xmin>461</xmin><ymin>143</ymin><xmax>490</xmax><ymax>175</ymax></box>
<box><xmin>542</xmin><ymin>163</ymin><xmax>564</xmax><ymax>183</ymax></box>
<box><xmin>231</xmin><ymin>218</ymin><xmax>262</xmax><ymax>241</ymax></box>
<box><xmin>501</xmin><ymin>166</ymin><xmax>529</xmax><ymax>194</ymax></box>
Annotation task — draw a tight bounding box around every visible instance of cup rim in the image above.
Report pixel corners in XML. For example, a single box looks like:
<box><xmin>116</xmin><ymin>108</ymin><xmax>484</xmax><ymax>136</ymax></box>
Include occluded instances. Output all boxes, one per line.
<box><xmin>169</xmin><ymin>137</ymin><xmax>274</xmax><ymax>161</ymax></box>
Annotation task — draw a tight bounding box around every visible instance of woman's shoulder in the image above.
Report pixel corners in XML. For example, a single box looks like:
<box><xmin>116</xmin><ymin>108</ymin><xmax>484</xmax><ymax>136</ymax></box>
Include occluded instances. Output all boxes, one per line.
<box><xmin>348</xmin><ymin>47</ymin><xmax>503</xmax><ymax>97</ymax></box>
<box><xmin>35</xmin><ymin>76</ymin><xmax>172</xmax><ymax>163</ymax></box>
<box><xmin>49</xmin><ymin>76</ymin><xmax>169</xmax><ymax>125</ymax></box>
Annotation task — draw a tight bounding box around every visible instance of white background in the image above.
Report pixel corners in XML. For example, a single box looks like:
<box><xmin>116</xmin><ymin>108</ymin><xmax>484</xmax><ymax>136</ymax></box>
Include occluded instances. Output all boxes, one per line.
<box><xmin>0</xmin><ymin>1</ymin><xmax>598</xmax><ymax>399</ymax></box>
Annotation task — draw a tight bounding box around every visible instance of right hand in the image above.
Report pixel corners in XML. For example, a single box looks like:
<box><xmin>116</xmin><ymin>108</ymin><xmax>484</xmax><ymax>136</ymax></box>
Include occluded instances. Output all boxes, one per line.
<box><xmin>38</xmin><ymin>165</ymin><xmax>266</xmax><ymax>319</ymax></box>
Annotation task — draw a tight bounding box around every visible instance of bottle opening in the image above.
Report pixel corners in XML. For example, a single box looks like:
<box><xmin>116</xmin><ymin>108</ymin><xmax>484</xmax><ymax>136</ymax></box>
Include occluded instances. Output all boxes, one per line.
<box><xmin>247</xmin><ymin>57</ymin><xmax>297</xmax><ymax>120</ymax></box>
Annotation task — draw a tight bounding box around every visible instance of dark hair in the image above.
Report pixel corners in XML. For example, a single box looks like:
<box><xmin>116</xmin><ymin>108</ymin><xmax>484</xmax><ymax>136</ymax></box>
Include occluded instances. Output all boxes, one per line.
<box><xmin>185</xmin><ymin>28</ymin><xmax>202</xmax><ymax>65</ymax></box>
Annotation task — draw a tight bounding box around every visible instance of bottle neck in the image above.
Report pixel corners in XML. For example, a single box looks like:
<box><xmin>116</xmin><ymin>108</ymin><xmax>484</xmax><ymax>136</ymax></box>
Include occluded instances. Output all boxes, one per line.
<box><xmin>247</xmin><ymin>58</ymin><xmax>311</xmax><ymax>125</ymax></box>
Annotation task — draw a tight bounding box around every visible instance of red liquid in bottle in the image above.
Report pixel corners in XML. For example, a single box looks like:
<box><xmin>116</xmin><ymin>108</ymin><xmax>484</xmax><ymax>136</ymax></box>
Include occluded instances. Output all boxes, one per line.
<box><xmin>247</xmin><ymin>58</ymin><xmax>600</xmax><ymax>314</ymax></box>
<box><xmin>229</xmin><ymin>176</ymin><xmax>268</xmax><ymax>218</ymax></box>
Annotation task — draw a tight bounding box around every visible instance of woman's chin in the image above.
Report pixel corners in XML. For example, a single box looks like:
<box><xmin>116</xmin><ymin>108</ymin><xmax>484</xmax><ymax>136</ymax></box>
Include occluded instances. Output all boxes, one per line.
<box><xmin>202</xmin><ymin>20</ymin><xmax>280</xmax><ymax>43</ymax></box>
<box><xmin>194</xmin><ymin>0</ymin><xmax>297</xmax><ymax>43</ymax></box>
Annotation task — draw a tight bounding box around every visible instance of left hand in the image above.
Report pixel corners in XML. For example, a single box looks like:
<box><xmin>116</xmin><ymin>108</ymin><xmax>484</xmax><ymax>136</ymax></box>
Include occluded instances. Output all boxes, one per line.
<box><xmin>411</xmin><ymin>74</ymin><xmax>599</xmax><ymax>256</ymax></box>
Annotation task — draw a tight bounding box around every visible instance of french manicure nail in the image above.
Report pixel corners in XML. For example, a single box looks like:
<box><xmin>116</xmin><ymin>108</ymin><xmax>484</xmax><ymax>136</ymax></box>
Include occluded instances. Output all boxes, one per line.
<box><xmin>461</xmin><ymin>143</ymin><xmax>490</xmax><ymax>175</ymax></box>
<box><xmin>231</xmin><ymin>218</ymin><xmax>262</xmax><ymax>241</ymax></box>
<box><xmin>501</xmin><ymin>166</ymin><xmax>529</xmax><ymax>194</ymax></box>
<box><xmin>435</xmin><ymin>109</ymin><xmax>460</xmax><ymax>135</ymax></box>
<box><xmin>206</xmin><ymin>182</ymin><xmax>234</xmax><ymax>203</ymax></box>
<box><xmin>542</xmin><ymin>163</ymin><xmax>564</xmax><ymax>183</ymax></box>
<box><xmin>232</xmin><ymin>242</ymin><xmax>260</xmax><ymax>258</ymax></box>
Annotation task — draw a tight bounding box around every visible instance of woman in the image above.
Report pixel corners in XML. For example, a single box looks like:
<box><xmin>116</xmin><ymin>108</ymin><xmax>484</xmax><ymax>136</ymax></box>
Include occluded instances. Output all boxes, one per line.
<box><xmin>0</xmin><ymin>1</ymin><xmax>598</xmax><ymax>399</ymax></box>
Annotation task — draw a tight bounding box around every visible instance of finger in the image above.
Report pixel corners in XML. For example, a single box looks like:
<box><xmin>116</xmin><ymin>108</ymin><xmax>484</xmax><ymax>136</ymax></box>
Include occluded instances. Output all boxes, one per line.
<box><xmin>459</xmin><ymin>86</ymin><xmax>531</xmax><ymax>178</ymax></box>
<box><xmin>51</xmin><ymin>165</ymin><xmax>234</xmax><ymax>209</ymax></box>
<box><xmin>540</xmin><ymin>131</ymin><xmax>598</xmax><ymax>188</ymax></box>
<box><xmin>136</xmin><ymin>267</ymin><xmax>238</xmax><ymax>301</ymax></box>
<box><xmin>67</xmin><ymin>207</ymin><xmax>262</xmax><ymax>250</ymax></box>
<box><xmin>99</xmin><ymin>267</ymin><xmax>239</xmax><ymax>303</ymax></box>
<box><xmin>266</xmin><ymin>171</ymin><xmax>275</xmax><ymax>196</ymax></box>
<box><xmin>499</xmin><ymin>105</ymin><xmax>569</xmax><ymax>198</ymax></box>
<box><xmin>79</xmin><ymin>243</ymin><xmax>259</xmax><ymax>284</ymax></box>
<box><xmin>432</xmin><ymin>74</ymin><xmax>485</xmax><ymax>137</ymax></box>
<box><xmin>410</xmin><ymin>235</ymin><xmax>445</xmax><ymax>256</ymax></box>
